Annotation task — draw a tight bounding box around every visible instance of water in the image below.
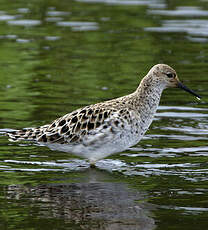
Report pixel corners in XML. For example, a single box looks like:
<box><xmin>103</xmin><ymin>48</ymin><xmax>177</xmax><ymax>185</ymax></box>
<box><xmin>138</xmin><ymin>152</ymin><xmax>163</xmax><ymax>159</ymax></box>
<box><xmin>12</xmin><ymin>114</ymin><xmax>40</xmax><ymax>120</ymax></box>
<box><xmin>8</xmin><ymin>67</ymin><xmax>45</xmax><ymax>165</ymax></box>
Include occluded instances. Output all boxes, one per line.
<box><xmin>0</xmin><ymin>0</ymin><xmax>207</xmax><ymax>229</ymax></box>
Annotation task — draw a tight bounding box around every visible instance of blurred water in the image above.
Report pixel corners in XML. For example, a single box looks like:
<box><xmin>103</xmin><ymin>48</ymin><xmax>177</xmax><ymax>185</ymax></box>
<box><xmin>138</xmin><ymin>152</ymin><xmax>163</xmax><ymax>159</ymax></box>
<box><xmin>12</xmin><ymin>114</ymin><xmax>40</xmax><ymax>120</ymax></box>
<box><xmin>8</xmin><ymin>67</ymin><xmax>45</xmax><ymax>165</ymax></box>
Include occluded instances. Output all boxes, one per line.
<box><xmin>0</xmin><ymin>0</ymin><xmax>207</xmax><ymax>229</ymax></box>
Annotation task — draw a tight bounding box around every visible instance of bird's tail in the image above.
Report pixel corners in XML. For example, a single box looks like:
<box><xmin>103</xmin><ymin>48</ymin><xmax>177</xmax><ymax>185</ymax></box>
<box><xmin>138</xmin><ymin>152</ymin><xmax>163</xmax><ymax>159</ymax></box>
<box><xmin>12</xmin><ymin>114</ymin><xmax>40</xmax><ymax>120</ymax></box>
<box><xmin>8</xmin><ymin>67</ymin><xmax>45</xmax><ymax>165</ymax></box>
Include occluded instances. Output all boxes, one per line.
<box><xmin>6</xmin><ymin>125</ymin><xmax>49</xmax><ymax>142</ymax></box>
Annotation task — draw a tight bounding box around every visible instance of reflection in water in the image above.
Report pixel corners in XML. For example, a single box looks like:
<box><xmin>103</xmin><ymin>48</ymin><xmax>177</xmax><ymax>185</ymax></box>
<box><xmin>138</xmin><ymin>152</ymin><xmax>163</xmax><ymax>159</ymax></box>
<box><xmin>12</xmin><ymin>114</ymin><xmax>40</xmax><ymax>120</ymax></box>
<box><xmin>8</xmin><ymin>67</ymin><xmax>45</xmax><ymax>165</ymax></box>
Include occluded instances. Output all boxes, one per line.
<box><xmin>0</xmin><ymin>14</ymin><xmax>17</xmax><ymax>21</ymax></box>
<box><xmin>146</xmin><ymin>6</ymin><xmax>208</xmax><ymax>42</ymax></box>
<box><xmin>146</xmin><ymin>19</ymin><xmax>208</xmax><ymax>37</ymax></box>
<box><xmin>7</xmin><ymin>19</ymin><xmax>41</xmax><ymax>26</ymax></box>
<box><xmin>46</xmin><ymin>10</ymin><xmax>71</xmax><ymax>16</ymax></box>
<box><xmin>148</xmin><ymin>6</ymin><xmax>208</xmax><ymax>16</ymax></box>
<box><xmin>6</xmin><ymin>170</ymin><xmax>155</xmax><ymax>230</ymax></box>
<box><xmin>57</xmin><ymin>21</ymin><xmax>99</xmax><ymax>31</ymax></box>
<box><xmin>76</xmin><ymin>0</ymin><xmax>166</xmax><ymax>8</ymax></box>
<box><xmin>0</xmin><ymin>0</ymin><xmax>208</xmax><ymax>229</ymax></box>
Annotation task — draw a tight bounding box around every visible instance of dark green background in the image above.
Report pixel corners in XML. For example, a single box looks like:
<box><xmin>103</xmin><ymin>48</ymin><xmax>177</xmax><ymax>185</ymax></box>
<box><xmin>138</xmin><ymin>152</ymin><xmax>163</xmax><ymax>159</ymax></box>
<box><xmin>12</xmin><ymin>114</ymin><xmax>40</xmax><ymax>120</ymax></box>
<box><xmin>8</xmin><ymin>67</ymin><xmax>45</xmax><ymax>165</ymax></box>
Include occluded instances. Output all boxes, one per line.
<box><xmin>0</xmin><ymin>0</ymin><xmax>208</xmax><ymax>229</ymax></box>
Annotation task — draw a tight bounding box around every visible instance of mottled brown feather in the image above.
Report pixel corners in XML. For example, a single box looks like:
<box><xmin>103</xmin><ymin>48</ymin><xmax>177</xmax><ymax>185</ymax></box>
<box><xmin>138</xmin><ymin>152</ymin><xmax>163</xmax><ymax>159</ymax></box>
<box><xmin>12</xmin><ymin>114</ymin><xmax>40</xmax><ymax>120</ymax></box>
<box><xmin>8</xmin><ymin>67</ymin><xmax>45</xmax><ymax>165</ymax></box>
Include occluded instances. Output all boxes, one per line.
<box><xmin>7</xmin><ymin>97</ymin><xmax>133</xmax><ymax>145</ymax></box>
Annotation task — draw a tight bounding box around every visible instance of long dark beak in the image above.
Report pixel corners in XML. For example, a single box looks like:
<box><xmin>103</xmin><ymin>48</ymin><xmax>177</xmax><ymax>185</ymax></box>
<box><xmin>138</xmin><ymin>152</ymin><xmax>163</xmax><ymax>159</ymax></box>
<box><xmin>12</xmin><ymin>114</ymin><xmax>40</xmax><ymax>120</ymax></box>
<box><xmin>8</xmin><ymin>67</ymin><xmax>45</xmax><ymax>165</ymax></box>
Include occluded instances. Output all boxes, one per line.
<box><xmin>177</xmin><ymin>81</ymin><xmax>201</xmax><ymax>99</ymax></box>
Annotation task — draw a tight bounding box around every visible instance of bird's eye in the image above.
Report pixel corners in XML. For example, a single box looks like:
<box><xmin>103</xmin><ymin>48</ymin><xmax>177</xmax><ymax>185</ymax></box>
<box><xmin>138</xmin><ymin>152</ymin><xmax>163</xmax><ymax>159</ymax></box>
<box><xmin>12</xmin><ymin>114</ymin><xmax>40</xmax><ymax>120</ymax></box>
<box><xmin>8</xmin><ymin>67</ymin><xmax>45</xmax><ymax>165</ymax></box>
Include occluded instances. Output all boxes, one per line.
<box><xmin>166</xmin><ymin>72</ymin><xmax>176</xmax><ymax>78</ymax></box>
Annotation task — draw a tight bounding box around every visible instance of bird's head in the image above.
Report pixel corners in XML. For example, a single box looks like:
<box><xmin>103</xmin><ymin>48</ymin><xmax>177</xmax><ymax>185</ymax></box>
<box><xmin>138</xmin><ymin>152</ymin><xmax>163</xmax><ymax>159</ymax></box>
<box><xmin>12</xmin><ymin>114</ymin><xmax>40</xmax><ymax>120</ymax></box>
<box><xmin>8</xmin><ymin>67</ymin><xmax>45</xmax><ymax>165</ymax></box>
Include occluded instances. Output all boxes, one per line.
<box><xmin>147</xmin><ymin>64</ymin><xmax>201</xmax><ymax>99</ymax></box>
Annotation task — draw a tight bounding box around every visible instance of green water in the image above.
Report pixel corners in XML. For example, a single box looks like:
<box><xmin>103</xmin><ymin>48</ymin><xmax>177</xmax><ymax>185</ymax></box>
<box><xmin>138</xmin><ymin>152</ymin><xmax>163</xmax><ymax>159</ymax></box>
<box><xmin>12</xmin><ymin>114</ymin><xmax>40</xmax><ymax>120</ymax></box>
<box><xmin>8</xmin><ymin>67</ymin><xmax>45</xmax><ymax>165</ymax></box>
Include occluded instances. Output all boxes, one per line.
<box><xmin>0</xmin><ymin>0</ymin><xmax>208</xmax><ymax>229</ymax></box>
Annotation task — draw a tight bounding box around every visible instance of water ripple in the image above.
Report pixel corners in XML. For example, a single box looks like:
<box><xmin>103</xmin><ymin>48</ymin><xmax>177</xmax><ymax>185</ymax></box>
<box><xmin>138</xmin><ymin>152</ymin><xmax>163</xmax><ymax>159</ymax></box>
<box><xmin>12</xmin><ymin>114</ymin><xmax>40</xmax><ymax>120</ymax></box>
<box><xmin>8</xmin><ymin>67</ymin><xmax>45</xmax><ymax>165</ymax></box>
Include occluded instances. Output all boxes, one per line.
<box><xmin>8</xmin><ymin>19</ymin><xmax>41</xmax><ymax>26</ymax></box>
<box><xmin>148</xmin><ymin>134</ymin><xmax>208</xmax><ymax>141</ymax></box>
<box><xmin>145</xmin><ymin>19</ymin><xmax>208</xmax><ymax>39</ymax></box>
<box><xmin>161</xmin><ymin>205</ymin><xmax>208</xmax><ymax>213</ymax></box>
<box><xmin>57</xmin><ymin>21</ymin><xmax>99</xmax><ymax>31</ymax></box>
<box><xmin>76</xmin><ymin>0</ymin><xmax>166</xmax><ymax>8</ymax></box>
<box><xmin>161</xmin><ymin>126</ymin><xmax>208</xmax><ymax>135</ymax></box>
<box><xmin>156</xmin><ymin>112</ymin><xmax>208</xmax><ymax>118</ymax></box>
<box><xmin>17</xmin><ymin>8</ymin><xmax>30</xmax><ymax>13</ymax></box>
<box><xmin>46</xmin><ymin>10</ymin><xmax>71</xmax><ymax>16</ymax></box>
<box><xmin>0</xmin><ymin>15</ymin><xmax>18</xmax><ymax>21</ymax></box>
<box><xmin>3</xmin><ymin>159</ymin><xmax>89</xmax><ymax>171</ymax></box>
<box><xmin>158</xmin><ymin>106</ymin><xmax>208</xmax><ymax>111</ymax></box>
<box><xmin>148</xmin><ymin>6</ymin><xmax>208</xmax><ymax>17</ymax></box>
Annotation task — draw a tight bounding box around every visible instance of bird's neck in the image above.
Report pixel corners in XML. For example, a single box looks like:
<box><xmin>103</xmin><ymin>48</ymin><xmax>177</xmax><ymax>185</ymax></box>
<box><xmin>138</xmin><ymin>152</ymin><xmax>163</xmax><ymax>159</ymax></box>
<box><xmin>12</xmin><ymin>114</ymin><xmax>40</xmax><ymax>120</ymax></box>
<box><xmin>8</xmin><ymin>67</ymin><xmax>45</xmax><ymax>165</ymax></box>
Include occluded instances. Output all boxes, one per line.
<box><xmin>131</xmin><ymin>75</ymin><xmax>165</xmax><ymax>117</ymax></box>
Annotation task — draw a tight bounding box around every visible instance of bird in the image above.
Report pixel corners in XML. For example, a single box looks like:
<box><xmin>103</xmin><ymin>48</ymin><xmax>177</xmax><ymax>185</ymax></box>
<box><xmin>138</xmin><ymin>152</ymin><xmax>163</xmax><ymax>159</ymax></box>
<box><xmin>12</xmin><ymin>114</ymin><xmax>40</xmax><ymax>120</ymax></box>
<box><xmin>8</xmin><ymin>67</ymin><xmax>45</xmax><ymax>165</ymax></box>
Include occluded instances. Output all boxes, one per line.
<box><xmin>7</xmin><ymin>64</ymin><xmax>201</xmax><ymax>166</ymax></box>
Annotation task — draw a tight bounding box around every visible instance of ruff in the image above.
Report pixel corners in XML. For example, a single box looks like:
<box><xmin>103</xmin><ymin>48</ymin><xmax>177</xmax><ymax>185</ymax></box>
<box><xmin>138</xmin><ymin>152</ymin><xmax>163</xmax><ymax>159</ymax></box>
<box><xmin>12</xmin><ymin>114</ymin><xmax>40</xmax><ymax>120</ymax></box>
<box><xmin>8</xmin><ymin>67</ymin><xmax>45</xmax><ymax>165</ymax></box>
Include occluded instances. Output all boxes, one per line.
<box><xmin>7</xmin><ymin>64</ymin><xmax>201</xmax><ymax>164</ymax></box>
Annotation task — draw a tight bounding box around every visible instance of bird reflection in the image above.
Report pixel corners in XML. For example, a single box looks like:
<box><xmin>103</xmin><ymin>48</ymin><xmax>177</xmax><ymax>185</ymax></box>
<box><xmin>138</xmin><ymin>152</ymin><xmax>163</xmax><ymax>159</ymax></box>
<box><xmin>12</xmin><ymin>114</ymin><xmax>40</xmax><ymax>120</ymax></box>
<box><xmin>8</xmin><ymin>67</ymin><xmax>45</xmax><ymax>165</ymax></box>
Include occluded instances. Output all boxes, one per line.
<box><xmin>7</xmin><ymin>169</ymin><xmax>156</xmax><ymax>230</ymax></box>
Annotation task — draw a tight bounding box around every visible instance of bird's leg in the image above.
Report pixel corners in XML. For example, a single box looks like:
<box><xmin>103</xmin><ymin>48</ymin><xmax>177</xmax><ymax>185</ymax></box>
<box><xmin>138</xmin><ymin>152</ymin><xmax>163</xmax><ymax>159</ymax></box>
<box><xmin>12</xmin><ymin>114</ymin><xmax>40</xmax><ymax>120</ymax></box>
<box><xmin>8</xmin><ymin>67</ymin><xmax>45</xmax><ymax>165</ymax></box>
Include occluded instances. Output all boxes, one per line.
<box><xmin>90</xmin><ymin>164</ymin><xmax>96</xmax><ymax>168</ymax></box>
<box><xmin>89</xmin><ymin>159</ymin><xmax>96</xmax><ymax>168</ymax></box>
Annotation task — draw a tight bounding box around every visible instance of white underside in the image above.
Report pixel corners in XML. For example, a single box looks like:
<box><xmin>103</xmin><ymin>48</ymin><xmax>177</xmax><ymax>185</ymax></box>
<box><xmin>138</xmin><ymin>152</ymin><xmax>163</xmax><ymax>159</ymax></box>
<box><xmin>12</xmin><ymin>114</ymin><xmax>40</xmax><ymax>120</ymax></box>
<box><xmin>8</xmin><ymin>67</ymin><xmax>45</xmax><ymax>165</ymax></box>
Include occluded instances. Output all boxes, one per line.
<box><xmin>43</xmin><ymin>125</ymin><xmax>143</xmax><ymax>163</ymax></box>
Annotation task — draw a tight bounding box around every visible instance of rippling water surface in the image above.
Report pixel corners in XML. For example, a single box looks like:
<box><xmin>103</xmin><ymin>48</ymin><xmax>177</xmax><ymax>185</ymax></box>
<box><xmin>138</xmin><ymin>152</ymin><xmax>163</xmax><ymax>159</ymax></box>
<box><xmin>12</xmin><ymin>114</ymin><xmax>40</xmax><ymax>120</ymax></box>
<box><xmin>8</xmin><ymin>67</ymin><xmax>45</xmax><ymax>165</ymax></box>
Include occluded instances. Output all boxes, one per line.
<box><xmin>0</xmin><ymin>0</ymin><xmax>207</xmax><ymax>229</ymax></box>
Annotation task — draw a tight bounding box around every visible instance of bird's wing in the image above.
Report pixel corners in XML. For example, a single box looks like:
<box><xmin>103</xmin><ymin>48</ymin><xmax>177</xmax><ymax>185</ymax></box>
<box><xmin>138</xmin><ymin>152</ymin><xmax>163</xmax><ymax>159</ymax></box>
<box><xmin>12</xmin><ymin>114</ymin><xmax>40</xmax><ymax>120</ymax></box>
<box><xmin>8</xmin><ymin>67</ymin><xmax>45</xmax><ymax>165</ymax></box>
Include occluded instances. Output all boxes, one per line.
<box><xmin>7</xmin><ymin>103</ymin><xmax>131</xmax><ymax>144</ymax></box>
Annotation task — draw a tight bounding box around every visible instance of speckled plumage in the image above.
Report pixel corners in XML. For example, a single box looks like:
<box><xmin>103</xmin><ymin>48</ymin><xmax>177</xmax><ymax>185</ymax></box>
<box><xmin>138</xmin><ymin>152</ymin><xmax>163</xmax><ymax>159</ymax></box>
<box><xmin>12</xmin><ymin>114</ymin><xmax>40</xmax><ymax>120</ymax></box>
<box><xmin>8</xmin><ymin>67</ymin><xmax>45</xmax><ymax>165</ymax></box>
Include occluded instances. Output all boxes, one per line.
<box><xmin>7</xmin><ymin>64</ymin><xmax>200</xmax><ymax>164</ymax></box>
